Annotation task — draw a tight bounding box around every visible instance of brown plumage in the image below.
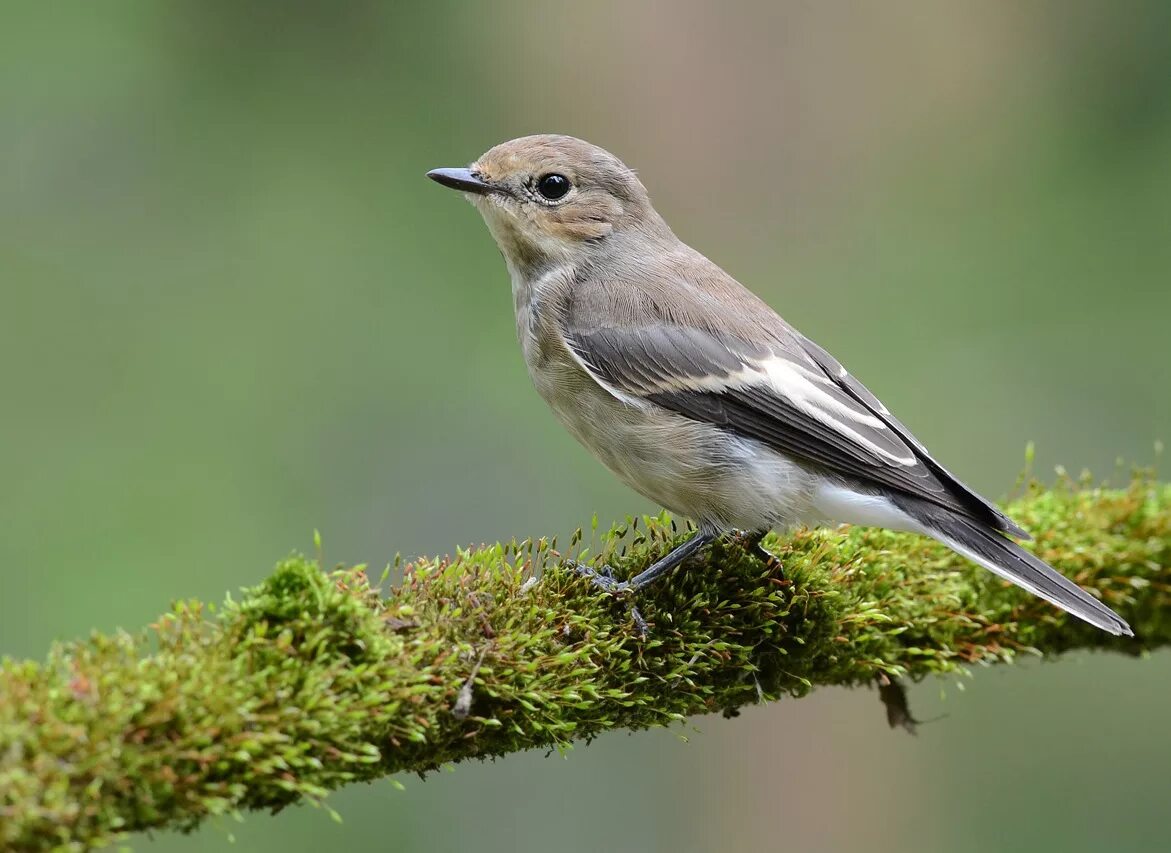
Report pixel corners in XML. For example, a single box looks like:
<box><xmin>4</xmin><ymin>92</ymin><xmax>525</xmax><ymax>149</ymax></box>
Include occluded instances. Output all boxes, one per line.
<box><xmin>427</xmin><ymin>134</ymin><xmax>1132</xmax><ymax>637</ymax></box>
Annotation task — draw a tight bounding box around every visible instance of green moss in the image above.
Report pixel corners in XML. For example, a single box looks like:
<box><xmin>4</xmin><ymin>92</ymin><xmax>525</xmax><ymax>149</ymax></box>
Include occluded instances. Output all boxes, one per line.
<box><xmin>2</xmin><ymin>476</ymin><xmax>1168</xmax><ymax>849</ymax></box>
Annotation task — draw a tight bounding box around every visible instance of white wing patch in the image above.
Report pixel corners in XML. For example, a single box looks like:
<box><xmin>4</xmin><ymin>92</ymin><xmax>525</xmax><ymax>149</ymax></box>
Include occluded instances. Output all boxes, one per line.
<box><xmin>568</xmin><ymin>335</ymin><xmax>917</xmax><ymax>468</ymax></box>
<box><xmin>755</xmin><ymin>357</ymin><xmax>883</xmax><ymax>427</ymax></box>
<box><xmin>750</xmin><ymin>356</ymin><xmax>915</xmax><ymax>466</ymax></box>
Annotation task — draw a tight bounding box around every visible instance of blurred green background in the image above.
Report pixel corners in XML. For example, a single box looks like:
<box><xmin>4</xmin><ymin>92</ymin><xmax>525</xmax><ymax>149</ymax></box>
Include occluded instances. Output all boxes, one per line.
<box><xmin>3</xmin><ymin>3</ymin><xmax>1170</xmax><ymax>851</ymax></box>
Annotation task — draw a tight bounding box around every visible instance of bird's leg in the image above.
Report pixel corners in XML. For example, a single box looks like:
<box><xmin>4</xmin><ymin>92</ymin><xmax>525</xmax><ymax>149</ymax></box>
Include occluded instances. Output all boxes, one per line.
<box><xmin>574</xmin><ymin>529</ymin><xmax>714</xmax><ymax>593</ymax></box>
<box><xmin>739</xmin><ymin>529</ymin><xmax>785</xmax><ymax>580</ymax></box>
<box><xmin>573</xmin><ymin>530</ymin><xmax>715</xmax><ymax>634</ymax></box>
<box><xmin>573</xmin><ymin>534</ymin><xmax>711</xmax><ymax>592</ymax></box>
<box><xmin>624</xmin><ymin>529</ymin><xmax>715</xmax><ymax>591</ymax></box>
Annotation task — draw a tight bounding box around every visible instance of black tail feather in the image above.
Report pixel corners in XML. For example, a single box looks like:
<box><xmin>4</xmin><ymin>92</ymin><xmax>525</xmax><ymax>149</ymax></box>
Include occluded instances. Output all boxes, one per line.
<box><xmin>898</xmin><ymin>499</ymin><xmax>1132</xmax><ymax>637</ymax></box>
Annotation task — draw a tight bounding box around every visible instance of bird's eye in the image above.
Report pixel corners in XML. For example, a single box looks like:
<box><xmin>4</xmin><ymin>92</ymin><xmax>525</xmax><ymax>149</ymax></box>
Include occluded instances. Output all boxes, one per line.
<box><xmin>536</xmin><ymin>173</ymin><xmax>571</xmax><ymax>200</ymax></box>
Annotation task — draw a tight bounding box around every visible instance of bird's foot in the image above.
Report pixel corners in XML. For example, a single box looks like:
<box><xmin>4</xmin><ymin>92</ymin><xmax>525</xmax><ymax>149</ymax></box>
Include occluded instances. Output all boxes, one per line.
<box><xmin>570</xmin><ymin>561</ymin><xmax>648</xmax><ymax>637</ymax></box>
<box><xmin>571</xmin><ymin>560</ymin><xmax>625</xmax><ymax>592</ymax></box>
<box><xmin>734</xmin><ymin>530</ymin><xmax>786</xmax><ymax>581</ymax></box>
<box><xmin>751</xmin><ymin>543</ymin><xmax>785</xmax><ymax>580</ymax></box>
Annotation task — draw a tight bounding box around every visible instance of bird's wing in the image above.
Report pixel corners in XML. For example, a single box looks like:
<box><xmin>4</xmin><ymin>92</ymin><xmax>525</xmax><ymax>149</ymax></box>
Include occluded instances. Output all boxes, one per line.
<box><xmin>560</xmin><ymin>273</ymin><xmax>1027</xmax><ymax>538</ymax></box>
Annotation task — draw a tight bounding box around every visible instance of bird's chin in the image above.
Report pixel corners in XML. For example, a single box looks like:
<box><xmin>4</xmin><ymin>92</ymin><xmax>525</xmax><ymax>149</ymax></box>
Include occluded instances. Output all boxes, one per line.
<box><xmin>469</xmin><ymin>194</ymin><xmax>506</xmax><ymax>227</ymax></box>
<box><xmin>468</xmin><ymin>193</ymin><xmax>512</xmax><ymax>221</ymax></box>
<box><xmin>475</xmin><ymin>206</ymin><xmax>576</xmax><ymax>273</ymax></box>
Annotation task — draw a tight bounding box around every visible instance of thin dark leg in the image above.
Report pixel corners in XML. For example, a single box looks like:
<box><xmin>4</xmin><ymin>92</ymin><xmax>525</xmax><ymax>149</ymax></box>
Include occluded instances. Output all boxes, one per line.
<box><xmin>575</xmin><ymin>529</ymin><xmax>715</xmax><ymax>593</ymax></box>
<box><xmin>627</xmin><ymin>529</ymin><xmax>714</xmax><ymax>589</ymax></box>
<box><xmin>574</xmin><ymin>529</ymin><xmax>715</xmax><ymax>636</ymax></box>
<box><xmin>743</xmin><ymin>529</ymin><xmax>785</xmax><ymax>580</ymax></box>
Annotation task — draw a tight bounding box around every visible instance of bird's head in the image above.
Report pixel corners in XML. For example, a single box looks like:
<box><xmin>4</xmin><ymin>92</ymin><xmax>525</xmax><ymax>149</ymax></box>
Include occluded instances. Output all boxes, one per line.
<box><xmin>427</xmin><ymin>134</ymin><xmax>668</xmax><ymax>275</ymax></box>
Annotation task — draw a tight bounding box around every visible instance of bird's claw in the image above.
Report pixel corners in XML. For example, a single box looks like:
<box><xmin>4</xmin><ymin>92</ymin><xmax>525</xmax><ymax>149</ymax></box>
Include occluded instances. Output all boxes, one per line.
<box><xmin>733</xmin><ymin>530</ymin><xmax>786</xmax><ymax>581</ymax></box>
<box><xmin>628</xmin><ymin>604</ymin><xmax>649</xmax><ymax>638</ymax></box>
<box><xmin>570</xmin><ymin>561</ymin><xmax>647</xmax><ymax>635</ymax></box>
<box><xmin>752</xmin><ymin>544</ymin><xmax>785</xmax><ymax>579</ymax></box>
<box><xmin>571</xmin><ymin>561</ymin><xmax>628</xmax><ymax>593</ymax></box>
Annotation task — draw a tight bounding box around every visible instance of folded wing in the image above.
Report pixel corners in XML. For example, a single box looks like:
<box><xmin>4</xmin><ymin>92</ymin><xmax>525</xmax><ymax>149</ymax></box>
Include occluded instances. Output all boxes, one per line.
<box><xmin>561</xmin><ymin>274</ymin><xmax>1027</xmax><ymax>538</ymax></box>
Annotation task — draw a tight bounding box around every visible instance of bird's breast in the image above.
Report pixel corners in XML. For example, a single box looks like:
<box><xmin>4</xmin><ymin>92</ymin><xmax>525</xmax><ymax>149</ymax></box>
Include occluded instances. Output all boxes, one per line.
<box><xmin>510</xmin><ymin>290</ymin><xmax>812</xmax><ymax>531</ymax></box>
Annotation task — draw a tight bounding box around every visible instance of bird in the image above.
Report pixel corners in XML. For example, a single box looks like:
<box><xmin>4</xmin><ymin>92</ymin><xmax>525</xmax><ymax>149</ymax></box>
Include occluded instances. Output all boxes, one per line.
<box><xmin>426</xmin><ymin>134</ymin><xmax>1132</xmax><ymax>637</ymax></box>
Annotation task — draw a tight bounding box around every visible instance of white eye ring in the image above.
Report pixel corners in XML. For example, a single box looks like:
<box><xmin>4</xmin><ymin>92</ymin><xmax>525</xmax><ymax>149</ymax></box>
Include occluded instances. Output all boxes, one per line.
<box><xmin>536</xmin><ymin>173</ymin><xmax>571</xmax><ymax>201</ymax></box>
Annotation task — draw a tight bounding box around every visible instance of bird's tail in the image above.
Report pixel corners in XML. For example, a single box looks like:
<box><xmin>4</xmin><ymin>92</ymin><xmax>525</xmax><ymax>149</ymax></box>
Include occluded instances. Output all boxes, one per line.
<box><xmin>902</xmin><ymin>500</ymin><xmax>1133</xmax><ymax>637</ymax></box>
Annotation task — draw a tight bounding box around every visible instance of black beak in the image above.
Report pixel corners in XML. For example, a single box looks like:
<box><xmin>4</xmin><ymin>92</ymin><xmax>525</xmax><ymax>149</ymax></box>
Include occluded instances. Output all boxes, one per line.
<box><xmin>426</xmin><ymin>167</ymin><xmax>496</xmax><ymax>196</ymax></box>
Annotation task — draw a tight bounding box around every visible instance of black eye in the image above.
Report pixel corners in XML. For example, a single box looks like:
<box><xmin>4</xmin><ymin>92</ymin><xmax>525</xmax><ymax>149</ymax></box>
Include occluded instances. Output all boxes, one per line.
<box><xmin>536</xmin><ymin>173</ymin><xmax>571</xmax><ymax>200</ymax></box>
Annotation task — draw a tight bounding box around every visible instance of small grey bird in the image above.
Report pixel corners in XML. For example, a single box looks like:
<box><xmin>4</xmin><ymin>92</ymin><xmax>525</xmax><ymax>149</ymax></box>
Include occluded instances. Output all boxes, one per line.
<box><xmin>427</xmin><ymin>134</ymin><xmax>1132</xmax><ymax>637</ymax></box>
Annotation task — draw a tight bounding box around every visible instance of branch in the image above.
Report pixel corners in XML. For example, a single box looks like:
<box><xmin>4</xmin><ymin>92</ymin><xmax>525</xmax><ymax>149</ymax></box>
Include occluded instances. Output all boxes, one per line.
<box><xmin>2</xmin><ymin>477</ymin><xmax>1168</xmax><ymax>849</ymax></box>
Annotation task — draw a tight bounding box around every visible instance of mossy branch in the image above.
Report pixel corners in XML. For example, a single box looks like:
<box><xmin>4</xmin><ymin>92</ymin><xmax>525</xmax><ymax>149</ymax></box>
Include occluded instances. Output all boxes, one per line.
<box><xmin>3</xmin><ymin>478</ymin><xmax>1169</xmax><ymax>850</ymax></box>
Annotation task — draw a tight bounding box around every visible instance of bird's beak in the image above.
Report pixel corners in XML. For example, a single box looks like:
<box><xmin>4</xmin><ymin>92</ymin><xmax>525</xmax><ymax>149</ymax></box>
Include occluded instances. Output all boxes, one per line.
<box><xmin>426</xmin><ymin>167</ymin><xmax>498</xmax><ymax>196</ymax></box>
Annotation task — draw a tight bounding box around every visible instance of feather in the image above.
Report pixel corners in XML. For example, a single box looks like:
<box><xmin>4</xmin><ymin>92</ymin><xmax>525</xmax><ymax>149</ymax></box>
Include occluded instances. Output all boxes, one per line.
<box><xmin>561</xmin><ymin>264</ymin><xmax>1027</xmax><ymax>537</ymax></box>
